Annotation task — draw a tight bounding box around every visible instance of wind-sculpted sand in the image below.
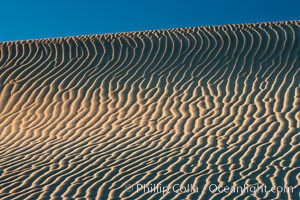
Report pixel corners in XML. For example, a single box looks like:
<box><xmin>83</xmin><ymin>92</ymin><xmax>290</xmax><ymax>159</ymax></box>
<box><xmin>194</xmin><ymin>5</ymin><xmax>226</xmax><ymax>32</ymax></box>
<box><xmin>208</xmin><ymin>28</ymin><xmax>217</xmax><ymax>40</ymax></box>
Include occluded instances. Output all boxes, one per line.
<box><xmin>0</xmin><ymin>21</ymin><xmax>299</xmax><ymax>200</ymax></box>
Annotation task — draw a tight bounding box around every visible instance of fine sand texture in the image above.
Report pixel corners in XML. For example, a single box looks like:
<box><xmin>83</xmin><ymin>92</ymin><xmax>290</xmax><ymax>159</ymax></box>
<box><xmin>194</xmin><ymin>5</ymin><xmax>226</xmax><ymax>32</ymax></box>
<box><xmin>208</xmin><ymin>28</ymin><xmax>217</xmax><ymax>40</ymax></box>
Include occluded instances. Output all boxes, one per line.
<box><xmin>0</xmin><ymin>21</ymin><xmax>299</xmax><ymax>200</ymax></box>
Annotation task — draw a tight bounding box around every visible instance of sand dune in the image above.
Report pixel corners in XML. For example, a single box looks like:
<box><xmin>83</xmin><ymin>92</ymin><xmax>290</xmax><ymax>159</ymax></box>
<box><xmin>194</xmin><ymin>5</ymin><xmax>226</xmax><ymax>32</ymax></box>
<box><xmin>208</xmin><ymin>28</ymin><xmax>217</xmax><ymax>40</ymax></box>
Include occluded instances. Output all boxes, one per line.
<box><xmin>0</xmin><ymin>21</ymin><xmax>299</xmax><ymax>199</ymax></box>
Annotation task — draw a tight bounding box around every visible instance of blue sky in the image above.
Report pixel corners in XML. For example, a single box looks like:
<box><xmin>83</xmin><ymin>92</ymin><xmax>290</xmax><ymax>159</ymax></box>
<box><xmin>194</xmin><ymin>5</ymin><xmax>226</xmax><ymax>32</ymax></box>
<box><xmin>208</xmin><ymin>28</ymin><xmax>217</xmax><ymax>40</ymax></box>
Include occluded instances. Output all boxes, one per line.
<box><xmin>1</xmin><ymin>0</ymin><xmax>299</xmax><ymax>42</ymax></box>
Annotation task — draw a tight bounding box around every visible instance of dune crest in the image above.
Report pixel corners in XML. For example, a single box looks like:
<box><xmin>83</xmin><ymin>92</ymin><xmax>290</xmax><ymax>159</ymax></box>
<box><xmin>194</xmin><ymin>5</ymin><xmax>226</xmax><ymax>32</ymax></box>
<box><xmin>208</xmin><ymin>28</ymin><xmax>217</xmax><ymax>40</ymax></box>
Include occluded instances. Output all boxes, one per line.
<box><xmin>0</xmin><ymin>21</ymin><xmax>299</xmax><ymax>199</ymax></box>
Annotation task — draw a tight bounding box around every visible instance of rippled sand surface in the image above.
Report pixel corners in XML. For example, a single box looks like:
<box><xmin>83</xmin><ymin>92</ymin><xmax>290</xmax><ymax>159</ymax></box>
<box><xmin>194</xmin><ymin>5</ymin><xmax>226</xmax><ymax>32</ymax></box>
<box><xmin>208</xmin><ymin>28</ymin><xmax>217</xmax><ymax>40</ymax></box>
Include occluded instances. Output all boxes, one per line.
<box><xmin>0</xmin><ymin>21</ymin><xmax>299</xmax><ymax>200</ymax></box>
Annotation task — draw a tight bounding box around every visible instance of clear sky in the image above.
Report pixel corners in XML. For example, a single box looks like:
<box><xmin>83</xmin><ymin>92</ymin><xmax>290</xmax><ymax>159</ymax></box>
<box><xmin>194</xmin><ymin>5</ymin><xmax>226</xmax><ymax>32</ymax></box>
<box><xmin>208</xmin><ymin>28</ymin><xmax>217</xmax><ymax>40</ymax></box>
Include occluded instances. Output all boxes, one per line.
<box><xmin>1</xmin><ymin>0</ymin><xmax>299</xmax><ymax>42</ymax></box>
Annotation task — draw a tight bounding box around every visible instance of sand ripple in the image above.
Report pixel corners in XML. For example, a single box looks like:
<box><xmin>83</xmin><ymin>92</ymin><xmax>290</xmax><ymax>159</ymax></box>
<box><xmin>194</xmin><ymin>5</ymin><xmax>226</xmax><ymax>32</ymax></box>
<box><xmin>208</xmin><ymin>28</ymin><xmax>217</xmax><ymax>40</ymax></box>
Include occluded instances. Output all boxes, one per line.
<box><xmin>0</xmin><ymin>21</ymin><xmax>299</xmax><ymax>200</ymax></box>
